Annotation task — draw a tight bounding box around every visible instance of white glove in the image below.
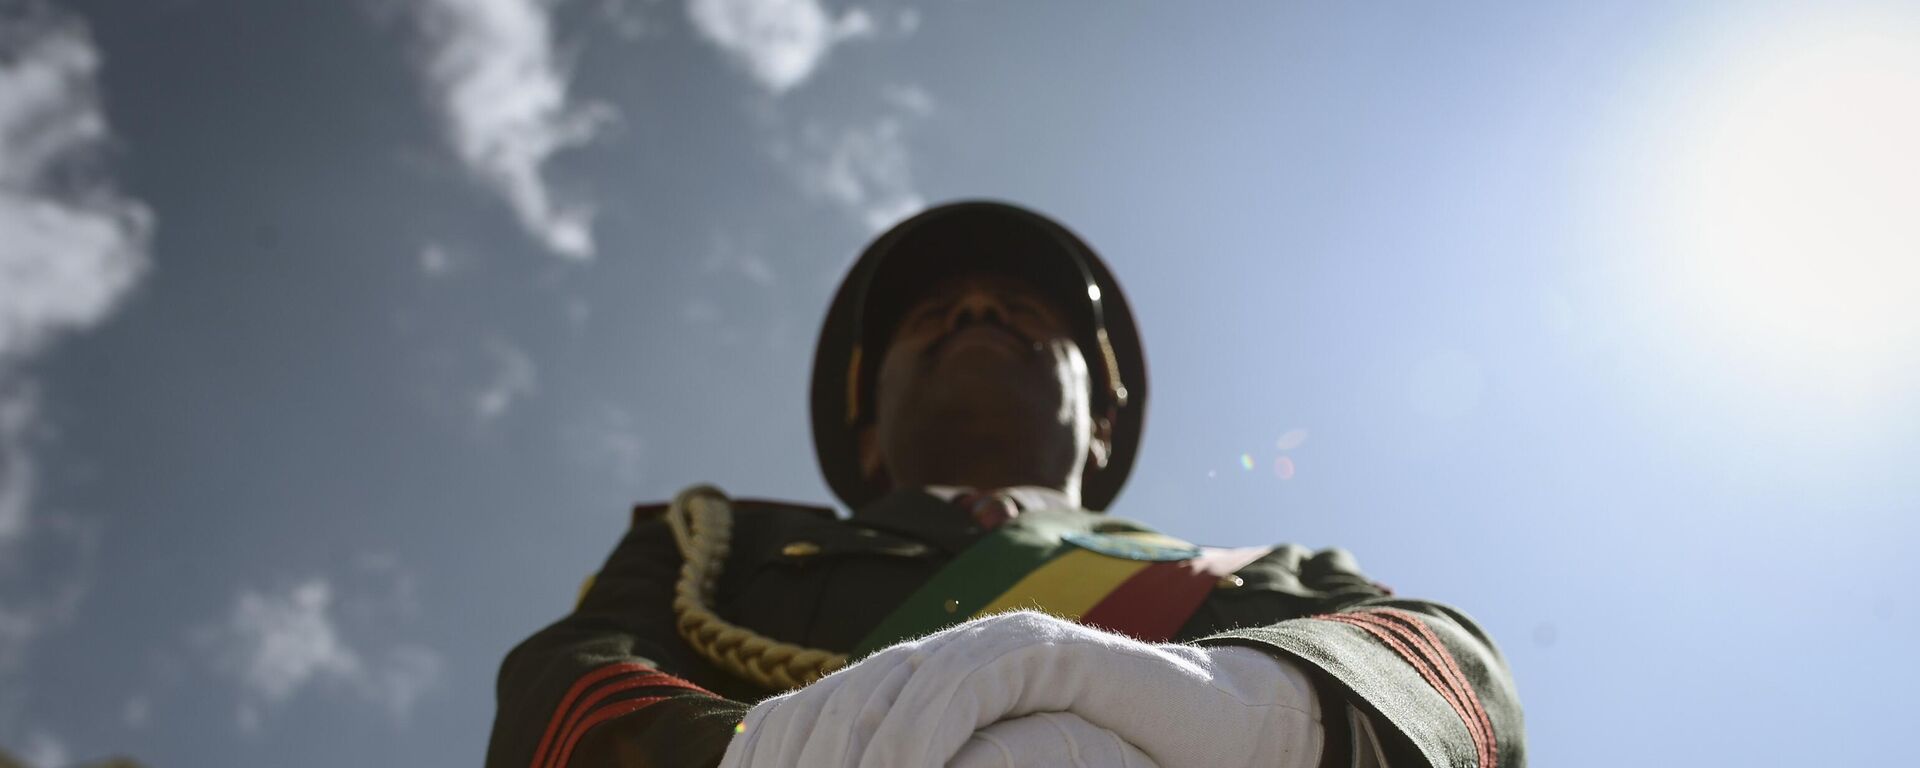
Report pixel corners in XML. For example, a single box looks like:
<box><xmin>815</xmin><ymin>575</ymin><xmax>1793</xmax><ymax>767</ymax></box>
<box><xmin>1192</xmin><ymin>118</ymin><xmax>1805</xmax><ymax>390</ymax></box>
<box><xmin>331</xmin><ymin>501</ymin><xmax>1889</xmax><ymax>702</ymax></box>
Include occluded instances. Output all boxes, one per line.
<box><xmin>719</xmin><ymin>611</ymin><xmax>1323</xmax><ymax>768</ymax></box>
<box><xmin>947</xmin><ymin>711</ymin><xmax>1160</xmax><ymax>768</ymax></box>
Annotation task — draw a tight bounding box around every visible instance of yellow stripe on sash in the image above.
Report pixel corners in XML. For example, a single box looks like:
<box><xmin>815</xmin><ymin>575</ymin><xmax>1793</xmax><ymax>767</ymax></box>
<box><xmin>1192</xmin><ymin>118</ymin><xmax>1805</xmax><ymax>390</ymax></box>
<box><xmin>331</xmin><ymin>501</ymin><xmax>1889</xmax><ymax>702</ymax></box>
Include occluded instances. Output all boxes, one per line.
<box><xmin>977</xmin><ymin>548</ymin><xmax>1153</xmax><ymax>619</ymax></box>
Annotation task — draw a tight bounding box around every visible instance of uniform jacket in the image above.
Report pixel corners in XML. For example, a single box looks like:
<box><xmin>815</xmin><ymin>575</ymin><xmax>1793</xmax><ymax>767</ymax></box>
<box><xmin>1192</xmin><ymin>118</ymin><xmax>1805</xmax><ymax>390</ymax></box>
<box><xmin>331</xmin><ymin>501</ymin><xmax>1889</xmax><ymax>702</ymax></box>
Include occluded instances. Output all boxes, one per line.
<box><xmin>487</xmin><ymin>490</ymin><xmax>1525</xmax><ymax>768</ymax></box>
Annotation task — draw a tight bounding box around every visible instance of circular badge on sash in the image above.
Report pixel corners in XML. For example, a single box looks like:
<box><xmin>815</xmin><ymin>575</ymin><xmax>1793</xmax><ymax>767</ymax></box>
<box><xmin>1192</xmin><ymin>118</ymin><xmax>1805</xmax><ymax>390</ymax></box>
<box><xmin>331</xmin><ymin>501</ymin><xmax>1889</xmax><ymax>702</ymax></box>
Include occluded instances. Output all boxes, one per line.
<box><xmin>1062</xmin><ymin>532</ymin><xmax>1201</xmax><ymax>562</ymax></box>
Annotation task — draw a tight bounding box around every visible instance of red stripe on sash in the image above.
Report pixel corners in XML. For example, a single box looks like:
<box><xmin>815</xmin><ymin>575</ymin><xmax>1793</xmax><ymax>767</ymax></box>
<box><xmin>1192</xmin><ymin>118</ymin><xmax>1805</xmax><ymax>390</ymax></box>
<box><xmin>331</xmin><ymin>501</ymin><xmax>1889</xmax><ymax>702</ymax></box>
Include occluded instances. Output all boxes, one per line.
<box><xmin>1080</xmin><ymin>546</ymin><xmax>1270</xmax><ymax>641</ymax></box>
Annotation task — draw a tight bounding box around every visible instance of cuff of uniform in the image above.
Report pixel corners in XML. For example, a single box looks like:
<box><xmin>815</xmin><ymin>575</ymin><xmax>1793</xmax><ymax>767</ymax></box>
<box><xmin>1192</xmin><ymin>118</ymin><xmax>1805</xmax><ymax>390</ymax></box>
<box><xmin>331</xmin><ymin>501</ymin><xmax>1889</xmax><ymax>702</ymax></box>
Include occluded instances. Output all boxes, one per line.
<box><xmin>1196</xmin><ymin>612</ymin><xmax>1504</xmax><ymax>768</ymax></box>
<box><xmin>558</xmin><ymin>693</ymin><xmax>750</xmax><ymax>768</ymax></box>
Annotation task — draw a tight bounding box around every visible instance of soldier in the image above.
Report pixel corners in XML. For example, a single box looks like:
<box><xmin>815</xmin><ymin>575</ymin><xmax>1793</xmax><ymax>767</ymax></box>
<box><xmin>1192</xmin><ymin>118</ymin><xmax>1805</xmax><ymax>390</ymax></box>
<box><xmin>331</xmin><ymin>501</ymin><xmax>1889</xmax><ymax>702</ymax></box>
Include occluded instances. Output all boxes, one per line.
<box><xmin>486</xmin><ymin>201</ymin><xmax>1524</xmax><ymax>767</ymax></box>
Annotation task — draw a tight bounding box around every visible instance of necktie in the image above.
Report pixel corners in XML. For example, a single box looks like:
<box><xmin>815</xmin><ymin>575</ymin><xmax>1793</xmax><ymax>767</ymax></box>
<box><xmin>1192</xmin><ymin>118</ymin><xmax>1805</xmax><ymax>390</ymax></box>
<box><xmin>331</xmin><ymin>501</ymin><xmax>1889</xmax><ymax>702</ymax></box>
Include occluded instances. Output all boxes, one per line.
<box><xmin>953</xmin><ymin>489</ymin><xmax>1021</xmax><ymax>531</ymax></box>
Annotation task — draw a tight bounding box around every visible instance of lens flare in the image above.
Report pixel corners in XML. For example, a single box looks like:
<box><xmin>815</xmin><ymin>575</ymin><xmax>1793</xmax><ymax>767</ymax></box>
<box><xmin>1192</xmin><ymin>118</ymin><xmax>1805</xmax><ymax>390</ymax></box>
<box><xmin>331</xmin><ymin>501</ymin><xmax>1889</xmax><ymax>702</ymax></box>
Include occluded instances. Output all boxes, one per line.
<box><xmin>1239</xmin><ymin>454</ymin><xmax>1254</xmax><ymax>471</ymax></box>
<box><xmin>1275</xmin><ymin>429</ymin><xmax>1309</xmax><ymax>451</ymax></box>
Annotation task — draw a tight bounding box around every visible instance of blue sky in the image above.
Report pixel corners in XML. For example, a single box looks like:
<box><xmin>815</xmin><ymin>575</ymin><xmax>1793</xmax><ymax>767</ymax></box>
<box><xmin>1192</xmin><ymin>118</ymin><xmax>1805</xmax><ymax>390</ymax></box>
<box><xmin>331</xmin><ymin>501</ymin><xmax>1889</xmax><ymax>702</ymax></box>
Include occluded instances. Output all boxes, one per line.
<box><xmin>2</xmin><ymin>0</ymin><xmax>1916</xmax><ymax>765</ymax></box>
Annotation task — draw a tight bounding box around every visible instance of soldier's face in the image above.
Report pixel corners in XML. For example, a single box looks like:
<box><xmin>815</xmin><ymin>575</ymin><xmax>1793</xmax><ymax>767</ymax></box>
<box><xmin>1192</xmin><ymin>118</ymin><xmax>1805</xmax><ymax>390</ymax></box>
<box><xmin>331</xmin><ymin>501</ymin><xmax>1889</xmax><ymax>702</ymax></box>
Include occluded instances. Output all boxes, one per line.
<box><xmin>864</xmin><ymin>273</ymin><xmax>1109</xmax><ymax>498</ymax></box>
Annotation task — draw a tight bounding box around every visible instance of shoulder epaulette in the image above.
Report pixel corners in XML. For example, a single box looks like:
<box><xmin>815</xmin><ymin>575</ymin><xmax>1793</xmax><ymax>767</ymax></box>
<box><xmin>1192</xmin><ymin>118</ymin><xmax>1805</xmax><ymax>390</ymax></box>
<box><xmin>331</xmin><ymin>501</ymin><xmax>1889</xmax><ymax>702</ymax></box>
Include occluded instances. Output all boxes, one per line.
<box><xmin>731</xmin><ymin>497</ymin><xmax>840</xmax><ymax>520</ymax></box>
<box><xmin>630</xmin><ymin>502</ymin><xmax>670</xmax><ymax>527</ymax></box>
<box><xmin>629</xmin><ymin>497</ymin><xmax>838</xmax><ymax>527</ymax></box>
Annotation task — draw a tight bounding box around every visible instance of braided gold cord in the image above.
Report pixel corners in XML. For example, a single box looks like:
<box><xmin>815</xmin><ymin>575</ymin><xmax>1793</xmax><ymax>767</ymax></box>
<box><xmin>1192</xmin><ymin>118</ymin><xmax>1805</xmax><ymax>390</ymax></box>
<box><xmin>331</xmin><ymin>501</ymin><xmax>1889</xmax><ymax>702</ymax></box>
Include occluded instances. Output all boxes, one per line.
<box><xmin>666</xmin><ymin>485</ymin><xmax>849</xmax><ymax>691</ymax></box>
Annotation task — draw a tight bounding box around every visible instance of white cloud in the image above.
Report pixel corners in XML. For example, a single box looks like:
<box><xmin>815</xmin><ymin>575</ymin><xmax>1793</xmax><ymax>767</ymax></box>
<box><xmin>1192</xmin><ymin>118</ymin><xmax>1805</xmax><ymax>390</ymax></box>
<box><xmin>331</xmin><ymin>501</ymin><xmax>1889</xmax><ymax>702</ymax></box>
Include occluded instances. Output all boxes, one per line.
<box><xmin>410</xmin><ymin>337</ymin><xmax>543</xmax><ymax>428</ymax></box>
<box><xmin>412</xmin><ymin>0</ymin><xmax>609</xmax><ymax>259</ymax></box>
<box><xmin>0</xmin><ymin>386</ymin><xmax>37</xmax><ymax>542</ymax></box>
<box><xmin>0</xmin><ymin>505</ymin><xmax>96</xmax><ymax>678</ymax></box>
<box><xmin>16</xmin><ymin>728</ymin><xmax>68</xmax><ymax>768</ymax></box>
<box><xmin>685</xmin><ymin>0</ymin><xmax>927</xmax><ymax>229</ymax></box>
<box><xmin>564</xmin><ymin>296</ymin><xmax>592</xmax><ymax>332</ymax></box>
<box><xmin>0</xmin><ymin>1</ymin><xmax>151</xmax><ymax>559</ymax></box>
<box><xmin>701</xmin><ymin>231</ymin><xmax>776</xmax><ymax>286</ymax></box>
<box><xmin>364</xmin><ymin>644</ymin><xmax>444</xmax><ymax>722</ymax></box>
<box><xmin>880</xmin><ymin>84</ymin><xmax>934</xmax><ymax>117</ymax></box>
<box><xmin>473</xmin><ymin>338</ymin><xmax>538</xmax><ymax>423</ymax></box>
<box><xmin>0</xmin><ymin>6</ymin><xmax>152</xmax><ymax>368</ymax></box>
<box><xmin>206</xmin><ymin>577</ymin><xmax>443</xmax><ymax>731</ymax></box>
<box><xmin>687</xmin><ymin>0</ymin><xmax>876</xmax><ymax>93</ymax></box>
<box><xmin>597</xmin><ymin>0</ymin><xmax>661</xmax><ymax>39</ymax></box>
<box><xmin>122</xmin><ymin>694</ymin><xmax>150</xmax><ymax>730</ymax></box>
<box><xmin>782</xmin><ymin>117</ymin><xmax>924</xmax><ymax>231</ymax></box>
<box><xmin>418</xmin><ymin>242</ymin><xmax>455</xmax><ymax>276</ymax></box>
<box><xmin>0</xmin><ymin>7</ymin><xmax>136</xmax><ymax>716</ymax></box>
<box><xmin>562</xmin><ymin>403</ymin><xmax>646</xmax><ymax>485</ymax></box>
<box><xmin>224</xmin><ymin>580</ymin><xmax>360</xmax><ymax>717</ymax></box>
<box><xmin>681</xmin><ymin>297</ymin><xmax>722</xmax><ymax>326</ymax></box>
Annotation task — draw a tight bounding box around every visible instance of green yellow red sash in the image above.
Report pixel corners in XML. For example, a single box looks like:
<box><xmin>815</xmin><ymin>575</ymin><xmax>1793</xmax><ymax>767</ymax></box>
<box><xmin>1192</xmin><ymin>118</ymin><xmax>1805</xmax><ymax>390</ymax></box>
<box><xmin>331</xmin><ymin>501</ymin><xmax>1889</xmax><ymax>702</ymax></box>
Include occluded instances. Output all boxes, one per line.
<box><xmin>852</xmin><ymin>514</ymin><xmax>1271</xmax><ymax>657</ymax></box>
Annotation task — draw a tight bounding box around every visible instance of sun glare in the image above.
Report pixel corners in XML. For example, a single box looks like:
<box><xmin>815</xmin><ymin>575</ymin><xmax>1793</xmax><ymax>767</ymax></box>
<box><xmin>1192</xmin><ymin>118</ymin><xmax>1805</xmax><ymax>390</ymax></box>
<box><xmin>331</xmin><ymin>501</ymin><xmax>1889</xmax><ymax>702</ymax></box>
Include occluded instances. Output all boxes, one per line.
<box><xmin>1658</xmin><ymin>13</ymin><xmax>1920</xmax><ymax>396</ymax></box>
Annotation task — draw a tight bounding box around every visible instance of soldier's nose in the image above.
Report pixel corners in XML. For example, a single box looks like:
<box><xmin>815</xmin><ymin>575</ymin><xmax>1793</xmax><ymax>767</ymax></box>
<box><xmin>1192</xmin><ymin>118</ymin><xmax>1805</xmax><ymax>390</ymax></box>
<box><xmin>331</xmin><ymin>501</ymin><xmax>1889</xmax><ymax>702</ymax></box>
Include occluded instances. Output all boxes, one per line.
<box><xmin>945</xmin><ymin>290</ymin><xmax>1008</xmax><ymax>330</ymax></box>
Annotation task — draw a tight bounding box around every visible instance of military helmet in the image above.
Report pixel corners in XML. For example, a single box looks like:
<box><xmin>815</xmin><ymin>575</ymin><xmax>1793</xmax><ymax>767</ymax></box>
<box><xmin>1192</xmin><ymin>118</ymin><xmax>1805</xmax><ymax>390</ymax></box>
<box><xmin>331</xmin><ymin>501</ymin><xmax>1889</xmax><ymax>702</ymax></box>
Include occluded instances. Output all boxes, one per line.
<box><xmin>810</xmin><ymin>200</ymin><xmax>1148</xmax><ymax>511</ymax></box>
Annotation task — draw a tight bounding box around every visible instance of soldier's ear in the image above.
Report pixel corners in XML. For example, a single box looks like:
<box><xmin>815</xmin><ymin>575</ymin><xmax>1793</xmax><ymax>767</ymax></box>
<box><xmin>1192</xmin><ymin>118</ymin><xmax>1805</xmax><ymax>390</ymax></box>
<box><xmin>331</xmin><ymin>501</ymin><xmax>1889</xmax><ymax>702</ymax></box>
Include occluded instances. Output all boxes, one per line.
<box><xmin>858</xmin><ymin>424</ymin><xmax>889</xmax><ymax>482</ymax></box>
<box><xmin>1086</xmin><ymin>414</ymin><xmax>1114</xmax><ymax>471</ymax></box>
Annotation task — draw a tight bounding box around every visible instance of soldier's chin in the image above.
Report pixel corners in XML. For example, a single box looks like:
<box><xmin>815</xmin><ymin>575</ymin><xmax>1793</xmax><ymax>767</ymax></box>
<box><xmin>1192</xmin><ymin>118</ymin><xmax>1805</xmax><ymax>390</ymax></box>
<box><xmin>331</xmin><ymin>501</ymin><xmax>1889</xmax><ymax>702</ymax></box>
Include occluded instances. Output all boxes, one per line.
<box><xmin>924</xmin><ymin>364</ymin><xmax>1039</xmax><ymax>400</ymax></box>
<box><xmin>916</xmin><ymin>385</ymin><xmax>1057</xmax><ymax>428</ymax></box>
<box><xmin>934</xmin><ymin>336</ymin><xmax>1031</xmax><ymax>367</ymax></box>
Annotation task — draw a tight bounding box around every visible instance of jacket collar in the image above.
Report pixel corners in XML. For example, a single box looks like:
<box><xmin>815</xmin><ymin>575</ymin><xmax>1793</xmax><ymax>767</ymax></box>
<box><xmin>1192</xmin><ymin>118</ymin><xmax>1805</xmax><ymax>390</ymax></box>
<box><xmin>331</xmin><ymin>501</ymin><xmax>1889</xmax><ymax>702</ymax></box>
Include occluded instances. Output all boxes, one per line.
<box><xmin>850</xmin><ymin>487</ymin><xmax>1106</xmax><ymax>554</ymax></box>
<box><xmin>921</xmin><ymin>484</ymin><xmax>1079</xmax><ymax>514</ymax></box>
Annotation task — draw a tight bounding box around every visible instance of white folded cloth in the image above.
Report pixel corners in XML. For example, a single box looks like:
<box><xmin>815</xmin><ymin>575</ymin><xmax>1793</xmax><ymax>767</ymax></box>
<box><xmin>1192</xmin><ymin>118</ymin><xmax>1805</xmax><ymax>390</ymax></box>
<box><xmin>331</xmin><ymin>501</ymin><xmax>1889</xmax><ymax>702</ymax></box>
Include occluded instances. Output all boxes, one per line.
<box><xmin>719</xmin><ymin>611</ymin><xmax>1323</xmax><ymax>768</ymax></box>
<box><xmin>947</xmin><ymin>711</ymin><xmax>1159</xmax><ymax>768</ymax></box>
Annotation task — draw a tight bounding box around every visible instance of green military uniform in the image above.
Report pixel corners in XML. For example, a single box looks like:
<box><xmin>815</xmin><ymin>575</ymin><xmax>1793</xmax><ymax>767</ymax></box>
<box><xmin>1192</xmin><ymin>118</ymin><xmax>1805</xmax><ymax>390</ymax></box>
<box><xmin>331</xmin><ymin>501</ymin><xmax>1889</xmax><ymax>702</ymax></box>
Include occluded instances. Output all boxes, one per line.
<box><xmin>486</xmin><ymin>202</ymin><xmax>1524</xmax><ymax>767</ymax></box>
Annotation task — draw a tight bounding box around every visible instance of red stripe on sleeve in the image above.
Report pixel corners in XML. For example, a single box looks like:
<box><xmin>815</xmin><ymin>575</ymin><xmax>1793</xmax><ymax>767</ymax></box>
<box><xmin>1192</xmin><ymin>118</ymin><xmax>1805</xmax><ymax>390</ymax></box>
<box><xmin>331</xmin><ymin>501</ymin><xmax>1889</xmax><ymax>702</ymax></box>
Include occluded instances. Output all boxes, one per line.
<box><xmin>528</xmin><ymin>664</ymin><xmax>713</xmax><ymax>768</ymax></box>
<box><xmin>541</xmin><ymin>672</ymin><xmax>704</xmax><ymax>768</ymax></box>
<box><xmin>547</xmin><ymin>695</ymin><xmax>674</xmax><ymax>768</ymax></box>
<box><xmin>1315</xmin><ymin>615</ymin><xmax>1471</xmax><ymax>729</ymax></box>
<box><xmin>1361</xmin><ymin>609</ymin><xmax>1497</xmax><ymax>768</ymax></box>
<box><xmin>1315</xmin><ymin>611</ymin><xmax>1496</xmax><ymax>768</ymax></box>
<box><xmin>1342</xmin><ymin>611</ymin><xmax>1495</xmax><ymax>768</ymax></box>
<box><xmin>529</xmin><ymin>663</ymin><xmax>650</xmax><ymax>768</ymax></box>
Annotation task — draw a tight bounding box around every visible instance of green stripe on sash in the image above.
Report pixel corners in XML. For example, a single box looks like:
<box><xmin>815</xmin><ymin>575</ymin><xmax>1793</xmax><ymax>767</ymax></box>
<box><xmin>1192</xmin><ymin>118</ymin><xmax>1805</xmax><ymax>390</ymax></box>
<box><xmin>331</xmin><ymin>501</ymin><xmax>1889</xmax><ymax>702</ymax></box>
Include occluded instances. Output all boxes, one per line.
<box><xmin>850</xmin><ymin>517</ymin><xmax>1221</xmax><ymax>657</ymax></box>
<box><xmin>851</xmin><ymin>517</ymin><xmax>1077</xmax><ymax>656</ymax></box>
